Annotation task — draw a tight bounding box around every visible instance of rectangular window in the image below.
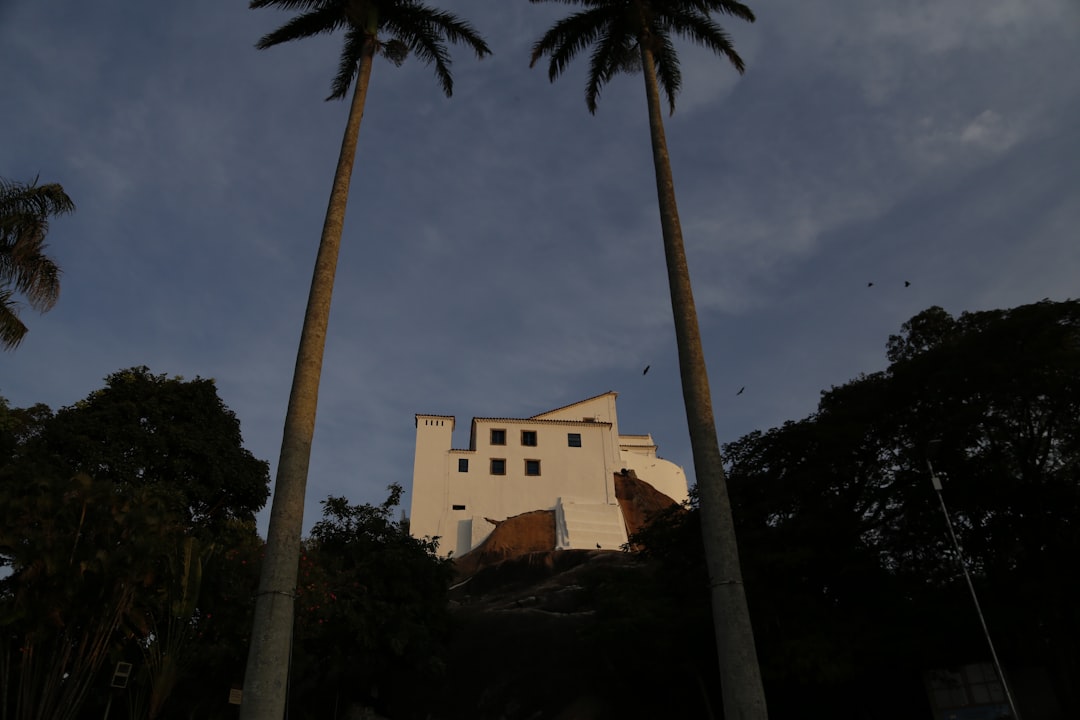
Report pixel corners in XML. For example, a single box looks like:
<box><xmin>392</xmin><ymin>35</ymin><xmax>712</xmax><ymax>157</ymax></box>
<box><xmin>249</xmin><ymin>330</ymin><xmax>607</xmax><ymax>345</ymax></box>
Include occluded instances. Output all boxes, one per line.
<box><xmin>458</xmin><ymin>458</ymin><xmax>469</xmax><ymax>472</ymax></box>
<box><xmin>490</xmin><ymin>458</ymin><xmax>506</xmax><ymax>475</ymax></box>
<box><xmin>452</xmin><ymin>504</ymin><xmax>466</xmax><ymax>511</ymax></box>
<box><xmin>521</xmin><ymin>430</ymin><xmax>537</xmax><ymax>447</ymax></box>
<box><xmin>567</xmin><ymin>433</ymin><xmax>582</xmax><ymax>447</ymax></box>
<box><xmin>490</xmin><ymin>429</ymin><xmax>506</xmax><ymax>445</ymax></box>
<box><xmin>525</xmin><ymin>459</ymin><xmax>541</xmax><ymax>476</ymax></box>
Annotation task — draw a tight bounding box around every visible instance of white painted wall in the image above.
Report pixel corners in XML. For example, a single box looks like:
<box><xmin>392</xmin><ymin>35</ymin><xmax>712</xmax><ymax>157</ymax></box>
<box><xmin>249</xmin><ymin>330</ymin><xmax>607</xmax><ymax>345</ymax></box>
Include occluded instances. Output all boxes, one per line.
<box><xmin>409</xmin><ymin>393</ymin><xmax>688</xmax><ymax>557</ymax></box>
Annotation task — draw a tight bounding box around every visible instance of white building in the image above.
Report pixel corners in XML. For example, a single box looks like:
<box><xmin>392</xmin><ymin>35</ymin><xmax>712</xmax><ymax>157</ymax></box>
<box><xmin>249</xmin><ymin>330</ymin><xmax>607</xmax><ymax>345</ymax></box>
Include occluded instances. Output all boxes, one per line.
<box><xmin>410</xmin><ymin>392</ymin><xmax>688</xmax><ymax>558</ymax></box>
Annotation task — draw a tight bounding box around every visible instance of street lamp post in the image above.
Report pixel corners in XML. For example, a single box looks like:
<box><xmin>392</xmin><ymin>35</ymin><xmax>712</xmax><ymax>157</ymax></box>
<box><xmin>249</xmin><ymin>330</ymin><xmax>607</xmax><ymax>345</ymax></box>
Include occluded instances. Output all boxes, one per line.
<box><xmin>925</xmin><ymin>452</ymin><xmax>1021</xmax><ymax>720</ymax></box>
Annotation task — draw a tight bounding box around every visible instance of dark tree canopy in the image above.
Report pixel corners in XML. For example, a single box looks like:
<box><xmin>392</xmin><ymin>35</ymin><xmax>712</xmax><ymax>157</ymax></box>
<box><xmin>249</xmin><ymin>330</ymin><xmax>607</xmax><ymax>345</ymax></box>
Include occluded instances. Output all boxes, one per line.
<box><xmin>288</xmin><ymin>485</ymin><xmax>455</xmax><ymax>719</ymax></box>
<box><xmin>634</xmin><ymin>300</ymin><xmax>1080</xmax><ymax>719</ymax></box>
<box><xmin>0</xmin><ymin>371</ymin><xmax>270</xmax><ymax>720</ymax></box>
<box><xmin>13</xmin><ymin>366</ymin><xmax>270</xmax><ymax>531</ymax></box>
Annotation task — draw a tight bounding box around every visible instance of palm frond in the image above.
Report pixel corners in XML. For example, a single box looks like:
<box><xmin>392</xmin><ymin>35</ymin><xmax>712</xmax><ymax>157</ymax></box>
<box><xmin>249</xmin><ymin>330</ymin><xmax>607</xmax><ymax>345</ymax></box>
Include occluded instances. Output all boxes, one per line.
<box><xmin>0</xmin><ymin>180</ymin><xmax>75</xmax><ymax>227</ymax></box>
<box><xmin>529</xmin><ymin>0</ymin><xmax>612</xmax><ymax>6</ymax></box>
<box><xmin>585</xmin><ymin>30</ymin><xmax>637</xmax><ymax>113</ymax></box>
<box><xmin>651</xmin><ymin>34</ymin><xmax>681</xmax><ymax>114</ymax></box>
<box><xmin>384</xmin><ymin>18</ymin><xmax>452</xmax><ymax>95</ymax></box>
<box><xmin>674</xmin><ymin>0</ymin><xmax>755</xmax><ymax>23</ymax></box>
<box><xmin>254</xmin><ymin>5</ymin><xmax>347</xmax><ymax>50</ymax></box>
<box><xmin>327</xmin><ymin>26</ymin><xmax>368</xmax><ymax>100</ymax></box>
<box><xmin>249</xmin><ymin>0</ymin><xmax>325</xmax><ymax>11</ymax></box>
<box><xmin>530</xmin><ymin>8</ymin><xmax>610</xmax><ymax>81</ymax></box>
<box><xmin>0</xmin><ymin>179</ymin><xmax>70</xmax><ymax>316</ymax></box>
<box><xmin>382</xmin><ymin>4</ymin><xmax>490</xmax><ymax>97</ymax></box>
<box><xmin>0</xmin><ymin>284</ymin><xmax>29</xmax><ymax>350</ymax></box>
<box><xmin>0</xmin><ymin>245</ymin><xmax>60</xmax><ymax>311</ymax></box>
<box><xmin>663</xmin><ymin>6</ymin><xmax>746</xmax><ymax>74</ymax></box>
<box><xmin>411</xmin><ymin>7</ymin><xmax>492</xmax><ymax>59</ymax></box>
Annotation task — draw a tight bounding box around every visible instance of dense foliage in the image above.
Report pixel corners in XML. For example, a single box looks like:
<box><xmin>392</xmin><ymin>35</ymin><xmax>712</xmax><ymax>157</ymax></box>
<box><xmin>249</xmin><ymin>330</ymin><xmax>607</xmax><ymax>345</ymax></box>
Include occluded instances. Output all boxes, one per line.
<box><xmin>0</xmin><ymin>369</ymin><xmax>269</xmax><ymax>720</ymax></box>
<box><xmin>633</xmin><ymin>300</ymin><xmax>1080</xmax><ymax>718</ymax></box>
<box><xmin>1</xmin><ymin>372</ymin><xmax>455</xmax><ymax>719</ymax></box>
<box><xmin>289</xmin><ymin>486</ymin><xmax>455</xmax><ymax>720</ymax></box>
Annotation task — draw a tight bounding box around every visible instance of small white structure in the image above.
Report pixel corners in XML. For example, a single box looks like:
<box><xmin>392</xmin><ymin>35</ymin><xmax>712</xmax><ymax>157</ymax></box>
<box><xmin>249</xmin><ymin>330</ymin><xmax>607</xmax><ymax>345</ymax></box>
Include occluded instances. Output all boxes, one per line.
<box><xmin>409</xmin><ymin>392</ymin><xmax>688</xmax><ymax>558</ymax></box>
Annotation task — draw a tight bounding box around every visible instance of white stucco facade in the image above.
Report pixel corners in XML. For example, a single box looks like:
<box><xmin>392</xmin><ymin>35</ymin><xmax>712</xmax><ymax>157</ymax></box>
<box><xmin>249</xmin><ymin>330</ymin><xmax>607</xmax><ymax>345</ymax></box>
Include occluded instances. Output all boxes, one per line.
<box><xmin>409</xmin><ymin>392</ymin><xmax>688</xmax><ymax>558</ymax></box>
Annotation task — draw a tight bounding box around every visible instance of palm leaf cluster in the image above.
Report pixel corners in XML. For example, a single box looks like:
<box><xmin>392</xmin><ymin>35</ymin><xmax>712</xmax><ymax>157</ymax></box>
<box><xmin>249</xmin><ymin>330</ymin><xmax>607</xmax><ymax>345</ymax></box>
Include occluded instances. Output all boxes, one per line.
<box><xmin>251</xmin><ymin>0</ymin><xmax>490</xmax><ymax>100</ymax></box>
<box><xmin>529</xmin><ymin>0</ymin><xmax>754</xmax><ymax>113</ymax></box>
<box><xmin>0</xmin><ymin>178</ymin><xmax>74</xmax><ymax>349</ymax></box>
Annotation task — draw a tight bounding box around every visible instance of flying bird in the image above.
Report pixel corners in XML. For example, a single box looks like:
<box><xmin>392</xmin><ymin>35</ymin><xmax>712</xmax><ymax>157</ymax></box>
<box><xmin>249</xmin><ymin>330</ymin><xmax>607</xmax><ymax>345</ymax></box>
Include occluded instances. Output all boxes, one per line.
<box><xmin>736</xmin><ymin>386</ymin><xmax>745</xmax><ymax>396</ymax></box>
<box><xmin>642</xmin><ymin>365</ymin><xmax>650</xmax><ymax>375</ymax></box>
<box><xmin>596</xmin><ymin>543</ymin><xmax>602</xmax><ymax>549</ymax></box>
<box><xmin>867</xmin><ymin>282</ymin><xmax>874</xmax><ymax>287</ymax></box>
<box><xmin>904</xmin><ymin>280</ymin><xmax>911</xmax><ymax>287</ymax></box>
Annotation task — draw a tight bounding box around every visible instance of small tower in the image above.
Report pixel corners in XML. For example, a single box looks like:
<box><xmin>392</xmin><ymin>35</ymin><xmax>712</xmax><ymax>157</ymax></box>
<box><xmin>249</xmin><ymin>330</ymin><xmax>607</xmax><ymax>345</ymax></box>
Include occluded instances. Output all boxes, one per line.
<box><xmin>410</xmin><ymin>414</ymin><xmax>455</xmax><ymax>546</ymax></box>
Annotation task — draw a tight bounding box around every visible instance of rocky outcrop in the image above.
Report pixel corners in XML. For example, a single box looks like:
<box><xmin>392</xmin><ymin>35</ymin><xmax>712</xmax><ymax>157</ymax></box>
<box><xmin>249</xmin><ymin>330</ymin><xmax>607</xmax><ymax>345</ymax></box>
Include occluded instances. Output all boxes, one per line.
<box><xmin>453</xmin><ymin>470</ymin><xmax>682</xmax><ymax>580</ymax></box>
<box><xmin>613</xmin><ymin>469</ymin><xmax>684</xmax><ymax>543</ymax></box>
<box><xmin>452</xmin><ymin>509</ymin><xmax>557</xmax><ymax>580</ymax></box>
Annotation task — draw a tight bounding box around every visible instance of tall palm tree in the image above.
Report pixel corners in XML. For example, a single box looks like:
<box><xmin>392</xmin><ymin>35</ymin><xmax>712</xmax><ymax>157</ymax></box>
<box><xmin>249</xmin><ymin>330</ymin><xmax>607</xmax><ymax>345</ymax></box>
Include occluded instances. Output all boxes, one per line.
<box><xmin>0</xmin><ymin>178</ymin><xmax>74</xmax><ymax>350</ymax></box>
<box><xmin>528</xmin><ymin>2</ymin><xmax>767</xmax><ymax>718</ymax></box>
<box><xmin>242</xmin><ymin>2</ymin><xmax>489</xmax><ymax>717</ymax></box>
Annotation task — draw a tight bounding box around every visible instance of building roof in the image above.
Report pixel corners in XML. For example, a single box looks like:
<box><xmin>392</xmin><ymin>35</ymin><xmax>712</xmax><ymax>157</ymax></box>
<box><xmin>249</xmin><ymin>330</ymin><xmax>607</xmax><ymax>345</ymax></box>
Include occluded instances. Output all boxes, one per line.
<box><xmin>529</xmin><ymin>391</ymin><xmax>617</xmax><ymax>420</ymax></box>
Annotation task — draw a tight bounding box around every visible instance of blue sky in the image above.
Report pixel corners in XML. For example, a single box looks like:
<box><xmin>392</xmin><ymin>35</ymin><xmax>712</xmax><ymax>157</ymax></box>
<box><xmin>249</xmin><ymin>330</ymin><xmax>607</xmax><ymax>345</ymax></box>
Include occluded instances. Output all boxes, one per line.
<box><xmin>3</xmin><ymin>0</ymin><xmax>1078</xmax><ymax>535</ymax></box>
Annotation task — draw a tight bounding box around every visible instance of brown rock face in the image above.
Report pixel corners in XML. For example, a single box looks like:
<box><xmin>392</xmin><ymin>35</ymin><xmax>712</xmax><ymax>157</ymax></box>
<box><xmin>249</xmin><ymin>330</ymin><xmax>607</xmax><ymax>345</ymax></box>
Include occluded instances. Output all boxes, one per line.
<box><xmin>453</xmin><ymin>509</ymin><xmax>556</xmax><ymax>580</ymax></box>
<box><xmin>453</xmin><ymin>470</ymin><xmax>682</xmax><ymax>579</ymax></box>
<box><xmin>613</xmin><ymin>469</ymin><xmax>683</xmax><ymax>543</ymax></box>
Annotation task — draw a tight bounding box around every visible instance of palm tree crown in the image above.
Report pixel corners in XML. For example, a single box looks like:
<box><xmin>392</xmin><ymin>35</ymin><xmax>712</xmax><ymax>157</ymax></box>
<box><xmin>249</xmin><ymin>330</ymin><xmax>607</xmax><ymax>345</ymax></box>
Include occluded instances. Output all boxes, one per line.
<box><xmin>252</xmin><ymin>0</ymin><xmax>491</xmax><ymax>99</ymax></box>
<box><xmin>529</xmin><ymin>0</ymin><xmax>754</xmax><ymax>113</ymax></box>
<box><xmin>0</xmin><ymin>178</ymin><xmax>75</xmax><ymax>349</ymax></box>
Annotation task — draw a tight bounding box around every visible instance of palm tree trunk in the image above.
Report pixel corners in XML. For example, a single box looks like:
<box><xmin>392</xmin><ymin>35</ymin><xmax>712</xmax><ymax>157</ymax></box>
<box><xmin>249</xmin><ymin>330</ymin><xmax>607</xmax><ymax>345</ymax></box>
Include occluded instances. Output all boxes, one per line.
<box><xmin>240</xmin><ymin>38</ymin><xmax>377</xmax><ymax>720</ymax></box>
<box><xmin>638</xmin><ymin>43</ymin><xmax>769</xmax><ymax>720</ymax></box>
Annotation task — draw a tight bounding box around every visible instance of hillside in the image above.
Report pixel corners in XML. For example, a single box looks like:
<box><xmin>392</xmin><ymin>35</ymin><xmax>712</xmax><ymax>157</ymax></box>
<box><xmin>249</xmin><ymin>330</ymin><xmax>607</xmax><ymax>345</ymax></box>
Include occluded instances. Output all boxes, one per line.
<box><xmin>420</xmin><ymin>471</ymin><xmax>708</xmax><ymax>720</ymax></box>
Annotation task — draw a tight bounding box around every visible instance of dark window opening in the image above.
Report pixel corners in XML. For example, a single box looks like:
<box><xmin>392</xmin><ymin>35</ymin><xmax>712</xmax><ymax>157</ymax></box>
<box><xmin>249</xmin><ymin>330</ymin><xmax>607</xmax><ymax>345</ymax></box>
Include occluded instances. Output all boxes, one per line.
<box><xmin>491</xmin><ymin>458</ymin><xmax>506</xmax><ymax>475</ymax></box>
<box><xmin>525</xmin><ymin>459</ymin><xmax>541</xmax><ymax>476</ymax></box>
<box><xmin>452</xmin><ymin>504</ymin><xmax>466</xmax><ymax>511</ymax></box>
<box><xmin>458</xmin><ymin>458</ymin><xmax>469</xmax><ymax>472</ymax></box>
<box><xmin>521</xmin><ymin>430</ymin><xmax>538</xmax><ymax>446</ymax></box>
<box><xmin>567</xmin><ymin>433</ymin><xmax>582</xmax><ymax>447</ymax></box>
<box><xmin>491</xmin><ymin>429</ymin><xmax>506</xmax><ymax>445</ymax></box>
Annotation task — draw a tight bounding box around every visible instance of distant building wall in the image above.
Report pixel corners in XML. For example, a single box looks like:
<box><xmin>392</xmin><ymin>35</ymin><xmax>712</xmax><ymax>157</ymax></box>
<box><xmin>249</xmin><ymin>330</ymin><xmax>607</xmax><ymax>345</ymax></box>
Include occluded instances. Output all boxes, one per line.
<box><xmin>410</xmin><ymin>392</ymin><xmax>688</xmax><ymax>557</ymax></box>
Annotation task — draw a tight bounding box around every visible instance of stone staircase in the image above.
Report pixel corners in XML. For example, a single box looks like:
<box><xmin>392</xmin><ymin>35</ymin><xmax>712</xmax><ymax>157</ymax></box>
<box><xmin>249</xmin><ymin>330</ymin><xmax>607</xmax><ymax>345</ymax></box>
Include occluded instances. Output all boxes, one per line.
<box><xmin>555</xmin><ymin>497</ymin><xmax>628</xmax><ymax>551</ymax></box>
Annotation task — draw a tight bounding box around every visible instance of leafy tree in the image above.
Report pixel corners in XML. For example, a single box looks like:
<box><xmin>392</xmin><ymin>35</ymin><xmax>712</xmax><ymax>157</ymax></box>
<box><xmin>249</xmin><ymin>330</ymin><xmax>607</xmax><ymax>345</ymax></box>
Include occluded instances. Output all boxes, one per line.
<box><xmin>288</xmin><ymin>486</ymin><xmax>454</xmax><ymax>719</ymax></box>
<box><xmin>527</xmin><ymin>1</ymin><xmax>765</xmax><ymax>717</ymax></box>
<box><xmin>0</xmin><ymin>178</ymin><xmax>74</xmax><ymax>349</ymax></box>
<box><xmin>242</xmin><ymin>3</ymin><xmax>489</xmax><ymax>714</ymax></box>
<box><xmin>0</xmin><ymin>373</ymin><xmax>270</xmax><ymax>720</ymax></box>
<box><xmin>0</xmin><ymin>472</ymin><xmax>184</xmax><ymax>720</ymax></box>
<box><xmin>18</xmin><ymin>366</ymin><xmax>270</xmax><ymax>533</ymax></box>
<box><xmin>716</xmin><ymin>300</ymin><xmax>1080</xmax><ymax>718</ymax></box>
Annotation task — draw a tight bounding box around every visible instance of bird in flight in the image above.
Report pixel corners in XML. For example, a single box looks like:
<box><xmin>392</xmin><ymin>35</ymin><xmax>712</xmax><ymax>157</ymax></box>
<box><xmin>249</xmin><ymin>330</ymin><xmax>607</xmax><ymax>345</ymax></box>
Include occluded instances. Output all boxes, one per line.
<box><xmin>867</xmin><ymin>282</ymin><xmax>874</xmax><ymax>287</ymax></box>
<box><xmin>736</xmin><ymin>386</ymin><xmax>745</xmax><ymax>396</ymax></box>
<box><xmin>904</xmin><ymin>280</ymin><xmax>911</xmax><ymax>287</ymax></box>
<box><xmin>642</xmin><ymin>365</ymin><xmax>650</xmax><ymax>375</ymax></box>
